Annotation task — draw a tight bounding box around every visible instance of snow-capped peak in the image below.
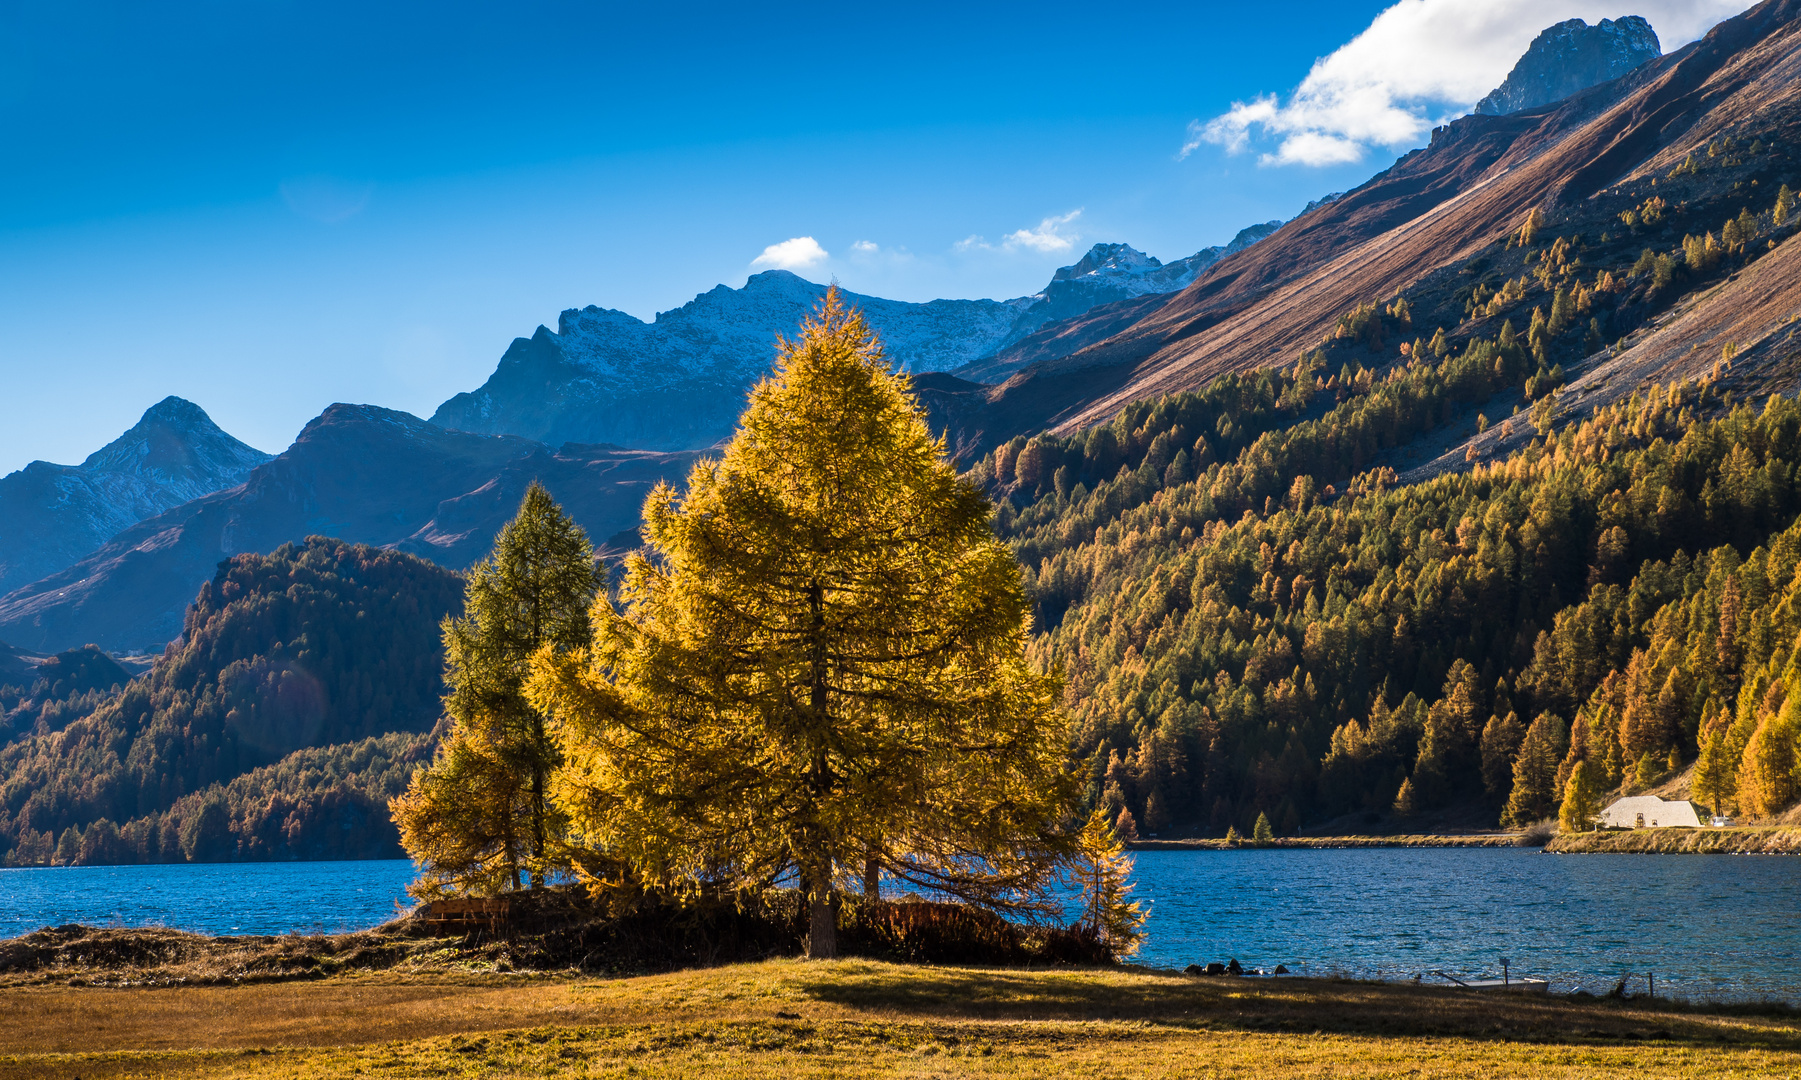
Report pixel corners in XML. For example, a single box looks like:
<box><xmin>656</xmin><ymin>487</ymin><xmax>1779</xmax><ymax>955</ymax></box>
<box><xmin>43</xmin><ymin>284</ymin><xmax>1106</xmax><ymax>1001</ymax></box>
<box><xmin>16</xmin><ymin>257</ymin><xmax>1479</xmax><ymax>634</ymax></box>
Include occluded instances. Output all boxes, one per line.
<box><xmin>1054</xmin><ymin>243</ymin><xmax>1164</xmax><ymax>282</ymax></box>
<box><xmin>430</xmin><ymin>216</ymin><xmax>1291</xmax><ymax>453</ymax></box>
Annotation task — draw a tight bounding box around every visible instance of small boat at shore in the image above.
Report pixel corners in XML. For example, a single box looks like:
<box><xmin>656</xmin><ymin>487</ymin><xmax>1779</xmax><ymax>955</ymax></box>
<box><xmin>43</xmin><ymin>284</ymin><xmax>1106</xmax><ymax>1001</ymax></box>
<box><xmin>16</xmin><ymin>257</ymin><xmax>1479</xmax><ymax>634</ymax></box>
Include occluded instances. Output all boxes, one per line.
<box><xmin>1426</xmin><ymin>970</ymin><xmax>1549</xmax><ymax>993</ymax></box>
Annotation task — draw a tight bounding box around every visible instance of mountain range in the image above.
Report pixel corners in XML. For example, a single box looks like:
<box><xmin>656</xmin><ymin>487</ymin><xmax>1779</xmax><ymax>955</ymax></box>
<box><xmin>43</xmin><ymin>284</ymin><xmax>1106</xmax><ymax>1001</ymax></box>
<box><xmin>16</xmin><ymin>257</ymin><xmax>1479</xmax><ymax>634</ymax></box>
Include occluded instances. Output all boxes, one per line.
<box><xmin>428</xmin><ymin>225</ymin><xmax>1281</xmax><ymax>452</ymax></box>
<box><xmin>905</xmin><ymin>2</ymin><xmax>1801</xmax><ymax>454</ymax></box>
<box><xmin>0</xmin><ymin>227</ymin><xmax>1284</xmax><ymax>654</ymax></box>
<box><xmin>0</xmin><ymin>405</ymin><xmax>698</xmax><ymax>652</ymax></box>
<box><xmin>3</xmin><ymin>0</ymin><xmax>1793</xmax><ymax>658</ymax></box>
<box><xmin>0</xmin><ymin>397</ymin><xmax>269</xmax><ymax>598</ymax></box>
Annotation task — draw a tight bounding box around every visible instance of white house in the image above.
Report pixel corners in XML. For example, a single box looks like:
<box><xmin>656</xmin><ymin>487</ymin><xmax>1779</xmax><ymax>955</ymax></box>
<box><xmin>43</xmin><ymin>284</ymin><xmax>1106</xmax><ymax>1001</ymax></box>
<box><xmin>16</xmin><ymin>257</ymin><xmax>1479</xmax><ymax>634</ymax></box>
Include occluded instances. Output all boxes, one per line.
<box><xmin>1598</xmin><ymin>795</ymin><xmax>1703</xmax><ymax>829</ymax></box>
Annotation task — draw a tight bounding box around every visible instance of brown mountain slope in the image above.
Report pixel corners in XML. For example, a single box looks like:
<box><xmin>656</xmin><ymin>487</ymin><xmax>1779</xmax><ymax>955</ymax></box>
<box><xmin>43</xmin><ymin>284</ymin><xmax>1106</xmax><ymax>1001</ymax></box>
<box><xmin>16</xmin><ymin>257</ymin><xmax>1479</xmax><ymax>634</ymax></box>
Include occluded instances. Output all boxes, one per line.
<box><xmin>0</xmin><ymin>406</ymin><xmax>697</xmax><ymax>653</ymax></box>
<box><xmin>937</xmin><ymin>0</ymin><xmax>1801</xmax><ymax>450</ymax></box>
<box><xmin>1575</xmin><ymin>230</ymin><xmax>1801</xmax><ymax>402</ymax></box>
<box><xmin>1391</xmin><ymin>222</ymin><xmax>1801</xmax><ymax>485</ymax></box>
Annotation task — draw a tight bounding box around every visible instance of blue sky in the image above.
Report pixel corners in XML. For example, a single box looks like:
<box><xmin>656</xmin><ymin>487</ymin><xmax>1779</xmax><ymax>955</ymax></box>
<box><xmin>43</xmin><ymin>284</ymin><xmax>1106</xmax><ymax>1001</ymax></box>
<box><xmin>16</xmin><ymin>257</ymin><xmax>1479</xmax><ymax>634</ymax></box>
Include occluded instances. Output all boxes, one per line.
<box><xmin>0</xmin><ymin>0</ymin><xmax>1749</xmax><ymax>472</ymax></box>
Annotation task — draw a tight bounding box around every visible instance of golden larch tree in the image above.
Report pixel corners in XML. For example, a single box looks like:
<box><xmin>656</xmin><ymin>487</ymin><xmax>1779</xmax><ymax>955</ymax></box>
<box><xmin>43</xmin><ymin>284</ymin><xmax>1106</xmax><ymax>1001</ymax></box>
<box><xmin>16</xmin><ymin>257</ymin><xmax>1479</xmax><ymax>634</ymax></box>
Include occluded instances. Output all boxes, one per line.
<box><xmin>530</xmin><ymin>289</ymin><xmax>1078</xmax><ymax>958</ymax></box>
<box><xmin>1736</xmin><ymin>683</ymin><xmax>1800</xmax><ymax>818</ymax></box>
<box><xmin>1072</xmin><ymin>810</ymin><xmax>1145</xmax><ymax>956</ymax></box>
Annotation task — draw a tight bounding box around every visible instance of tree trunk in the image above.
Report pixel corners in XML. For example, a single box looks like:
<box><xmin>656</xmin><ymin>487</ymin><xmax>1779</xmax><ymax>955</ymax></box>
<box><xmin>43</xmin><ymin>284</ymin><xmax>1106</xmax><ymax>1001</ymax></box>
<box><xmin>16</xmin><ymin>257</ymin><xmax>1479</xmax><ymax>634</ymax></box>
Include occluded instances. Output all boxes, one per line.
<box><xmin>863</xmin><ymin>852</ymin><xmax>880</xmax><ymax>901</ymax></box>
<box><xmin>505</xmin><ymin>809</ymin><xmax>522</xmax><ymax>892</ymax></box>
<box><xmin>802</xmin><ymin>577</ymin><xmax>838</xmax><ymax>960</ymax></box>
<box><xmin>530</xmin><ymin>754</ymin><xmax>546</xmax><ymax>890</ymax></box>
<box><xmin>805</xmin><ymin>863</ymin><xmax>837</xmax><ymax>959</ymax></box>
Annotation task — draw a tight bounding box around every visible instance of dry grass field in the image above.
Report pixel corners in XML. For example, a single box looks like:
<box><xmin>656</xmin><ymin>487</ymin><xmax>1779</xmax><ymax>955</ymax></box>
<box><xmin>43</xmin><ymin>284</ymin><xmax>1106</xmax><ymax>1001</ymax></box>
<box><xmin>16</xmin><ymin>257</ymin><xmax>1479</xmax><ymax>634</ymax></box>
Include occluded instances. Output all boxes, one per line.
<box><xmin>2</xmin><ymin>958</ymin><xmax>1798</xmax><ymax>1079</ymax></box>
<box><xmin>1546</xmin><ymin>826</ymin><xmax>1801</xmax><ymax>854</ymax></box>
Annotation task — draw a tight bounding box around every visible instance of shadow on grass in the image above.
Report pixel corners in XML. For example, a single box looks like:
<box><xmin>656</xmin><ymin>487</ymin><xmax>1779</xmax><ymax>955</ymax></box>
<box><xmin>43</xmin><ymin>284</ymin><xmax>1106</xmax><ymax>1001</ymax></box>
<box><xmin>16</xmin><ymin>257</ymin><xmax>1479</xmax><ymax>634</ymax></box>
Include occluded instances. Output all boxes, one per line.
<box><xmin>788</xmin><ymin>963</ymin><xmax>1801</xmax><ymax>1050</ymax></box>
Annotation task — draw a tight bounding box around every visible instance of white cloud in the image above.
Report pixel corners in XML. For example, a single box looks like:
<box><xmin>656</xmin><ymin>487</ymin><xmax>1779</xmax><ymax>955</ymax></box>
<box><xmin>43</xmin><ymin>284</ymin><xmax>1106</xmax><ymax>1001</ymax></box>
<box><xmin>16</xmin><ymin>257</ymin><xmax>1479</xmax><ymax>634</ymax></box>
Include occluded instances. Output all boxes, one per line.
<box><xmin>849</xmin><ymin>239</ymin><xmax>880</xmax><ymax>254</ymax></box>
<box><xmin>750</xmin><ymin>236</ymin><xmax>829</xmax><ymax>270</ymax></box>
<box><xmin>1001</xmin><ymin>209</ymin><xmax>1082</xmax><ymax>253</ymax></box>
<box><xmin>950</xmin><ymin>210</ymin><xmax>1083</xmax><ymax>256</ymax></box>
<box><xmin>1188</xmin><ymin>0</ymin><xmax>1754</xmax><ymax>167</ymax></box>
<box><xmin>1265</xmin><ymin>131</ymin><xmax>1367</xmax><ymax>168</ymax></box>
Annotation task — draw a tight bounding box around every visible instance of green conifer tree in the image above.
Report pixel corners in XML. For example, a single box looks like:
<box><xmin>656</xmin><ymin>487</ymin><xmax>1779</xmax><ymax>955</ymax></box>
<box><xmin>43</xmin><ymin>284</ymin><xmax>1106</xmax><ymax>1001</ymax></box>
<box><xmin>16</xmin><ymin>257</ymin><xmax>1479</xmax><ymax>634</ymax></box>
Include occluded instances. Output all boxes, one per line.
<box><xmin>1692</xmin><ymin>705</ymin><xmax>1736</xmax><ymax>816</ymax></box>
<box><xmin>1736</xmin><ymin>208</ymin><xmax>1758</xmax><ymax>250</ymax></box>
<box><xmin>393</xmin><ymin>483</ymin><xmax>598</xmax><ymax>896</ymax></box>
<box><xmin>1503</xmin><ymin>712</ymin><xmax>1566</xmax><ymax>827</ymax></box>
<box><xmin>1549</xmin><ymin>287</ymin><xmax>1573</xmax><ymax>334</ymax></box>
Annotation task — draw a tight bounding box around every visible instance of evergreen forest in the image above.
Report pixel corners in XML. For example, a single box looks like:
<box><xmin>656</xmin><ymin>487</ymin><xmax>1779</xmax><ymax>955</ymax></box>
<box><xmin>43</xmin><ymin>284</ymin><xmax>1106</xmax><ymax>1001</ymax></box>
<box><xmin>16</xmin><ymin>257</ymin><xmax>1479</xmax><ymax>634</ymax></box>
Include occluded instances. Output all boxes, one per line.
<box><xmin>0</xmin><ymin>538</ymin><xmax>461</xmax><ymax>865</ymax></box>
<box><xmin>973</xmin><ymin>343</ymin><xmax>1801</xmax><ymax>837</ymax></box>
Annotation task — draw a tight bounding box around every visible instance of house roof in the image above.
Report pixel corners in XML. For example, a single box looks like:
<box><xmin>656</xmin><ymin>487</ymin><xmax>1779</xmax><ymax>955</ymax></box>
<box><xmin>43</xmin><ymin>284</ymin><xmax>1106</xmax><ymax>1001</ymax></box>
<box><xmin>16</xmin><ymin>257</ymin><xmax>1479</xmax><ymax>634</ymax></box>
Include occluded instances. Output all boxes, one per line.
<box><xmin>1600</xmin><ymin>795</ymin><xmax>1702</xmax><ymax>827</ymax></box>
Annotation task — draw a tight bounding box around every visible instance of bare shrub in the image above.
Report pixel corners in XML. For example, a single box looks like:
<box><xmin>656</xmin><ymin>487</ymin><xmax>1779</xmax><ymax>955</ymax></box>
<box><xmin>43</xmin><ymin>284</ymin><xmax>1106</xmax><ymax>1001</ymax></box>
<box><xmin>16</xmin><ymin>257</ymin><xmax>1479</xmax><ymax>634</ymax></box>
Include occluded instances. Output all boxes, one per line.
<box><xmin>1518</xmin><ymin>819</ymin><xmax>1558</xmax><ymax>847</ymax></box>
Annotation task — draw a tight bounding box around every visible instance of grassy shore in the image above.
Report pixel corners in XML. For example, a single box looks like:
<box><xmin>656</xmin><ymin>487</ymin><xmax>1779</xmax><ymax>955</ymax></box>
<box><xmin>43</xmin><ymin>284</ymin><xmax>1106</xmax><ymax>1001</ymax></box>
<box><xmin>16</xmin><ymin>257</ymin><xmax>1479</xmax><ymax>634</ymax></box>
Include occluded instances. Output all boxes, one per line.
<box><xmin>2</xmin><ymin>956</ymin><xmax>1798</xmax><ymax>1078</ymax></box>
<box><xmin>1132</xmin><ymin>834</ymin><xmax>1525</xmax><ymax>850</ymax></box>
<box><xmin>1547</xmin><ymin>826</ymin><xmax>1801</xmax><ymax>854</ymax></box>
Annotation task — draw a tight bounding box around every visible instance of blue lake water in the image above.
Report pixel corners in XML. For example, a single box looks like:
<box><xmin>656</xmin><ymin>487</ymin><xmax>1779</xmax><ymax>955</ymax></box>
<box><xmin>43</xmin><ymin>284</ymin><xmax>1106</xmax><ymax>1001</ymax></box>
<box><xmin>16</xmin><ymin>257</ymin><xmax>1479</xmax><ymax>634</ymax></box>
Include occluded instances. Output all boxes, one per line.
<box><xmin>2</xmin><ymin>849</ymin><xmax>1796</xmax><ymax>1002</ymax></box>
<box><xmin>1129</xmin><ymin>848</ymin><xmax>1801</xmax><ymax>1002</ymax></box>
<box><xmin>0</xmin><ymin>860</ymin><xmax>419</xmax><ymax>939</ymax></box>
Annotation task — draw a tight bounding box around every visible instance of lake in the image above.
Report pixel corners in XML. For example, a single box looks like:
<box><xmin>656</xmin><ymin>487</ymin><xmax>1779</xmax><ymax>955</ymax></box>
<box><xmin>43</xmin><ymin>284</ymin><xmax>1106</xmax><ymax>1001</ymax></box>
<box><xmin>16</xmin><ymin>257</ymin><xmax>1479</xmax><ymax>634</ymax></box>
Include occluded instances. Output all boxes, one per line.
<box><xmin>1129</xmin><ymin>848</ymin><xmax>1801</xmax><ymax>1002</ymax></box>
<box><xmin>2</xmin><ymin>849</ymin><xmax>1796</xmax><ymax>1002</ymax></box>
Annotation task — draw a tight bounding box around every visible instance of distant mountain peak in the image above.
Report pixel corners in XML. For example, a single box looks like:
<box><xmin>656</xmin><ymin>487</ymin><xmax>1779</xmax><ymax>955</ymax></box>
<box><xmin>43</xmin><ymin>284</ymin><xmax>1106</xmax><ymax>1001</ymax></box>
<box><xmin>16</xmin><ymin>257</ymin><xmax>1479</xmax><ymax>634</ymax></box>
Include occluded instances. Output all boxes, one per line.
<box><xmin>0</xmin><ymin>398</ymin><xmax>272</xmax><ymax>597</ymax></box>
<box><xmin>1224</xmin><ymin>221</ymin><xmax>1283</xmax><ymax>254</ymax></box>
<box><xmin>429</xmin><ymin>216</ymin><xmax>1289</xmax><ymax>450</ymax></box>
<box><xmin>1054</xmin><ymin>244</ymin><xmax>1163</xmax><ymax>282</ymax></box>
<box><xmin>742</xmin><ymin>268</ymin><xmax>812</xmax><ymax>290</ymax></box>
<box><xmin>140</xmin><ymin>395</ymin><xmax>213</xmax><ymax>427</ymax></box>
<box><xmin>80</xmin><ymin>397</ymin><xmax>266</xmax><ymax>476</ymax></box>
<box><xmin>1474</xmin><ymin>16</ymin><xmax>1660</xmax><ymax>116</ymax></box>
<box><xmin>305</xmin><ymin>402</ymin><xmax>440</xmax><ymax>435</ymax></box>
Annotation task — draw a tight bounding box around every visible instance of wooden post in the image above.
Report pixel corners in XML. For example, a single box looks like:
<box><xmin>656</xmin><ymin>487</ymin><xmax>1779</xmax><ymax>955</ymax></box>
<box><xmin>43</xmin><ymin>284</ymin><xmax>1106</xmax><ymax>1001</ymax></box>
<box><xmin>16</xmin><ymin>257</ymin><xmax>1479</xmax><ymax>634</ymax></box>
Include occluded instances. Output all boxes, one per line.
<box><xmin>1648</xmin><ymin>972</ymin><xmax>1654</xmax><ymax>999</ymax></box>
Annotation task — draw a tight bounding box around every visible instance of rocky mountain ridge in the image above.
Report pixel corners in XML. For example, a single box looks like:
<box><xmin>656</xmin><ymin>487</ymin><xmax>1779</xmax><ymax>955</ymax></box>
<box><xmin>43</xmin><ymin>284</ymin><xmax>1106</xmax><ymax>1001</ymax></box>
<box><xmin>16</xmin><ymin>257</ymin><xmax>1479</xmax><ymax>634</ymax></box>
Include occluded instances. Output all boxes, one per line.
<box><xmin>1475</xmin><ymin>16</ymin><xmax>1661</xmax><ymax>116</ymax></box>
<box><xmin>0</xmin><ymin>405</ymin><xmax>698</xmax><ymax>653</ymax></box>
<box><xmin>428</xmin><ymin>225</ymin><xmax>1281</xmax><ymax>451</ymax></box>
<box><xmin>0</xmin><ymin>398</ymin><xmax>270</xmax><ymax>598</ymax></box>
<box><xmin>919</xmin><ymin>0</ymin><xmax>1801</xmax><ymax>455</ymax></box>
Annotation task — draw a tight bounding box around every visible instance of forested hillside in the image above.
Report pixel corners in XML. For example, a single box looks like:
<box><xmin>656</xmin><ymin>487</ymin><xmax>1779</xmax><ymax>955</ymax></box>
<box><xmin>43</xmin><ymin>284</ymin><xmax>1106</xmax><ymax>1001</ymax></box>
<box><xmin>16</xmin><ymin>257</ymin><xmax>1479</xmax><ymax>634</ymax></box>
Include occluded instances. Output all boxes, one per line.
<box><xmin>974</xmin><ymin>331</ymin><xmax>1801</xmax><ymax>835</ymax></box>
<box><xmin>1</xmin><ymin>644</ymin><xmax>133</xmax><ymax>744</ymax></box>
<box><xmin>947</xmin><ymin>97</ymin><xmax>1801</xmax><ymax>838</ymax></box>
<box><xmin>0</xmin><ymin>538</ymin><xmax>461</xmax><ymax>865</ymax></box>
